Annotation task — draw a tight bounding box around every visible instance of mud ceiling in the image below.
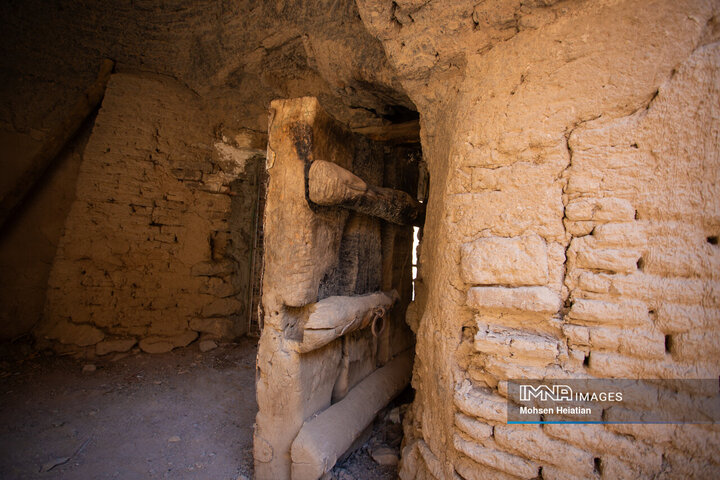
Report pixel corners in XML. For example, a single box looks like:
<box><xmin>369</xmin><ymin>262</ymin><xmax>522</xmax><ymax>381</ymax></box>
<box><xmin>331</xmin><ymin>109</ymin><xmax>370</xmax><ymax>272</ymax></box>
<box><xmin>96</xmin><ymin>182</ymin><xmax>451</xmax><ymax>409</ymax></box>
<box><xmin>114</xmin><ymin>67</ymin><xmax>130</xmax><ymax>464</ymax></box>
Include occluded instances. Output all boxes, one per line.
<box><xmin>0</xmin><ymin>0</ymin><xmax>416</xmax><ymax>137</ymax></box>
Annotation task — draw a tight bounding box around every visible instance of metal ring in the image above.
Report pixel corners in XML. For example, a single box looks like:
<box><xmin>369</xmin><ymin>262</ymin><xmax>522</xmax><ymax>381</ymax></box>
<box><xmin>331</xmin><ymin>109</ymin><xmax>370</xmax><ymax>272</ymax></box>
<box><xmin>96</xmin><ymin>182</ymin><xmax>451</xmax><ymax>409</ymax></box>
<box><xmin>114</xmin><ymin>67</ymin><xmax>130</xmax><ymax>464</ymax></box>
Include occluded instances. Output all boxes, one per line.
<box><xmin>371</xmin><ymin>311</ymin><xmax>387</xmax><ymax>338</ymax></box>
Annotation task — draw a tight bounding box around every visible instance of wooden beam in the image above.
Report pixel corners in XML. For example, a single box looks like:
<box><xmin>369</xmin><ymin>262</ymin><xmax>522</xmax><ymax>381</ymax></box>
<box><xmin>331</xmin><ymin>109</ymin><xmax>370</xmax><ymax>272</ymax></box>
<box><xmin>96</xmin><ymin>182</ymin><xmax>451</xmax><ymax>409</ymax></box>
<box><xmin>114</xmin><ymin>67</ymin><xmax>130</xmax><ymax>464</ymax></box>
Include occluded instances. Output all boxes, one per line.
<box><xmin>290</xmin><ymin>349</ymin><xmax>413</xmax><ymax>479</ymax></box>
<box><xmin>0</xmin><ymin>58</ymin><xmax>114</xmax><ymax>228</ymax></box>
<box><xmin>295</xmin><ymin>290</ymin><xmax>398</xmax><ymax>353</ymax></box>
<box><xmin>351</xmin><ymin>120</ymin><xmax>420</xmax><ymax>143</ymax></box>
<box><xmin>308</xmin><ymin>160</ymin><xmax>425</xmax><ymax>226</ymax></box>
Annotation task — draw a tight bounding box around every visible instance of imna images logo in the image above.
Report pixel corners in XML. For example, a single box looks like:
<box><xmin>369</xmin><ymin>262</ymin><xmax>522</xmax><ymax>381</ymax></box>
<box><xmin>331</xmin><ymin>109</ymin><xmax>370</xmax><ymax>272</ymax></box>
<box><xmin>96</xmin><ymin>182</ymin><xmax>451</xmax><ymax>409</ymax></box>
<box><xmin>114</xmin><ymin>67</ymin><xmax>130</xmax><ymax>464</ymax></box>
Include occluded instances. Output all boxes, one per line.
<box><xmin>519</xmin><ymin>384</ymin><xmax>573</xmax><ymax>402</ymax></box>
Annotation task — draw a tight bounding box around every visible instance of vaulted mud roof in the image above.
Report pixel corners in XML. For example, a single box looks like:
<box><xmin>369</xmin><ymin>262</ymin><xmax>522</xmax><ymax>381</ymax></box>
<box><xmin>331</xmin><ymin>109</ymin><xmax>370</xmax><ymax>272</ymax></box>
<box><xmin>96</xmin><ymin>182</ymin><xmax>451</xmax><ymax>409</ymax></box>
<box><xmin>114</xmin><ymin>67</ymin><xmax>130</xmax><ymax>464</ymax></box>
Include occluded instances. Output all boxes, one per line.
<box><xmin>1</xmin><ymin>0</ymin><xmax>417</xmax><ymax>137</ymax></box>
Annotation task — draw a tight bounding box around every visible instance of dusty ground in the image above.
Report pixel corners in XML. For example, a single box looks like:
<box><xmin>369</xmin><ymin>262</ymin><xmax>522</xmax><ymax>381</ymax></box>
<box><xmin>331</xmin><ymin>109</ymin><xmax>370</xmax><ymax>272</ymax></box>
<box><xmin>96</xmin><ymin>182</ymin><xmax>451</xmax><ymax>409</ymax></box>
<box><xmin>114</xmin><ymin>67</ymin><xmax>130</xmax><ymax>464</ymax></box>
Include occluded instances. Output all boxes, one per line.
<box><xmin>330</xmin><ymin>410</ymin><xmax>404</xmax><ymax>480</ymax></box>
<box><xmin>0</xmin><ymin>338</ymin><xmax>400</xmax><ymax>480</ymax></box>
<box><xmin>0</xmin><ymin>338</ymin><xmax>257</xmax><ymax>480</ymax></box>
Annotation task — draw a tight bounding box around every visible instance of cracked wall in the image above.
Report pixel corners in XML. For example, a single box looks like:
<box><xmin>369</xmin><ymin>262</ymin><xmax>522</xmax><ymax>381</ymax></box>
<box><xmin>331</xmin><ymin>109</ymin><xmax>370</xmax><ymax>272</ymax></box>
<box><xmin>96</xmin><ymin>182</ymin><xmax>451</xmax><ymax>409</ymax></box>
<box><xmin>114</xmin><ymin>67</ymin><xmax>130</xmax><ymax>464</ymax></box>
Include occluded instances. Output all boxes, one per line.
<box><xmin>358</xmin><ymin>0</ymin><xmax>720</xmax><ymax>478</ymax></box>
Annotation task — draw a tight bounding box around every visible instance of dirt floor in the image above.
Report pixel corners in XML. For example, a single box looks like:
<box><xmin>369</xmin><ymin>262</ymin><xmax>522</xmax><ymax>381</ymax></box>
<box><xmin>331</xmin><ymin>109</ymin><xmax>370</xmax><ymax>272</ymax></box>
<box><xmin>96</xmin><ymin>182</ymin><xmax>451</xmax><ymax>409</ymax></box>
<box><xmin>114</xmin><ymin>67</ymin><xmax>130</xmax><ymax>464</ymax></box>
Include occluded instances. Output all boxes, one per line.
<box><xmin>0</xmin><ymin>338</ymin><xmax>400</xmax><ymax>480</ymax></box>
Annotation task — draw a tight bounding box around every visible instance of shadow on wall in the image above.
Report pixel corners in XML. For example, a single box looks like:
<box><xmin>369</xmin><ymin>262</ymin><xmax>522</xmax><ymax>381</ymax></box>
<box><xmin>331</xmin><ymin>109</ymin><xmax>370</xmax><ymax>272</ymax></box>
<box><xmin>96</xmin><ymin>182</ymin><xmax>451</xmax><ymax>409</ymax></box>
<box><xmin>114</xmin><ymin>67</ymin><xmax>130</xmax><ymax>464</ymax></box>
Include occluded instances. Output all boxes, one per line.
<box><xmin>0</xmin><ymin>113</ymin><xmax>95</xmax><ymax>341</ymax></box>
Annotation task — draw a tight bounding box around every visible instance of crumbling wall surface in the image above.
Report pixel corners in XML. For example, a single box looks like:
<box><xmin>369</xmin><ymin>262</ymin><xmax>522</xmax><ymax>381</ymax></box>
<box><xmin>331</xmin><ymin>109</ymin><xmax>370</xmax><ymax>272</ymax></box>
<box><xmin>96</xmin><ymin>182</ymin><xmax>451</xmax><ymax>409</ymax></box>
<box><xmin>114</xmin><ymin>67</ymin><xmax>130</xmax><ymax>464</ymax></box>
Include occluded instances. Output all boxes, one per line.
<box><xmin>357</xmin><ymin>0</ymin><xmax>720</xmax><ymax>478</ymax></box>
<box><xmin>36</xmin><ymin>72</ymin><xmax>261</xmax><ymax>355</ymax></box>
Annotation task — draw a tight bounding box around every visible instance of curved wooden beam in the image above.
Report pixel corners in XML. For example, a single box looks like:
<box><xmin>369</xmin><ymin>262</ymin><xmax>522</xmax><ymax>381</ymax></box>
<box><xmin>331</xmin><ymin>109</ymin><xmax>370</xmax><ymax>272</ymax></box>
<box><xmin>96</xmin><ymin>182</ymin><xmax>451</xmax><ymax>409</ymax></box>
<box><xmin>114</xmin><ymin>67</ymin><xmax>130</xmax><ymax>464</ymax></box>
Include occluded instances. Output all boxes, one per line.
<box><xmin>308</xmin><ymin>160</ymin><xmax>425</xmax><ymax>226</ymax></box>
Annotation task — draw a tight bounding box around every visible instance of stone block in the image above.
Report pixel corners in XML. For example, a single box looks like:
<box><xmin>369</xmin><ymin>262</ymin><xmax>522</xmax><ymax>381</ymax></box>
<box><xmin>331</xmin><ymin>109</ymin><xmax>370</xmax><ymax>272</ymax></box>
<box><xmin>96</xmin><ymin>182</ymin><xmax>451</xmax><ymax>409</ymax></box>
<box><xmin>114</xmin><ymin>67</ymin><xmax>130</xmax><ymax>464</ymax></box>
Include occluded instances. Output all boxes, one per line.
<box><xmin>590</xmin><ymin>326</ymin><xmax>665</xmax><ymax>359</ymax></box>
<box><xmin>454</xmin><ymin>413</ymin><xmax>493</xmax><ymax>444</ymax></box>
<box><xmin>576</xmin><ymin>247</ymin><xmax>641</xmax><ymax>274</ymax></box>
<box><xmin>139</xmin><ymin>330</ymin><xmax>198</xmax><ymax>353</ymax></box>
<box><xmin>460</xmin><ymin>234</ymin><xmax>549</xmax><ymax>286</ymax></box>
<box><xmin>568</xmin><ymin>299</ymin><xmax>650</xmax><ymax>327</ymax></box>
<box><xmin>371</xmin><ymin>447</ymin><xmax>399</xmax><ymax>466</ymax></box>
<box><xmin>565</xmin><ymin>220</ymin><xmax>595</xmax><ymax>237</ymax></box>
<box><xmin>199</xmin><ymin>339</ymin><xmax>218</xmax><ymax>352</ymax></box>
<box><xmin>656</xmin><ymin>303</ymin><xmax>717</xmax><ymax>333</ymax></box>
<box><xmin>667</xmin><ymin>425</ymin><xmax>720</xmax><ymax>464</ymax></box>
<box><xmin>96</xmin><ymin>337</ymin><xmax>137</xmax><ymax>355</ymax></box>
<box><xmin>189</xmin><ymin>317</ymin><xmax>236</xmax><ymax>338</ymax></box>
<box><xmin>543</xmin><ymin>424</ymin><xmax>662</xmax><ymax>472</ymax></box>
<box><xmin>587</xmin><ymin>352</ymin><xmax>646</xmax><ymax>378</ymax></box>
<box><xmin>598</xmin><ymin>456</ymin><xmax>644</xmax><ymax>480</ymax></box>
<box><xmin>567</xmin><ymin>347</ymin><xmax>587</xmax><ymax>368</ymax></box>
<box><xmin>454</xmin><ymin>434</ymin><xmax>539</xmax><ymax>478</ymax></box>
<box><xmin>610</xmin><ymin>274</ymin><xmax>704</xmax><ymax>305</ymax></box>
<box><xmin>475</xmin><ymin>325</ymin><xmax>560</xmax><ymax>366</ymax></box>
<box><xmin>510</xmin><ymin>334</ymin><xmax>559</xmax><ymax>364</ymax></box>
<box><xmin>467</xmin><ymin>286</ymin><xmax>560</xmax><ymax>314</ymax></box>
<box><xmin>199</xmin><ymin>277</ymin><xmax>238</xmax><ymax>297</ymax></box>
<box><xmin>566</xmin><ymin>198</ymin><xmax>635</xmax><ymax>223</ymax></box>
<box><xmin>494</xmin><ymin>426</ymin><xmax>595</xmax><ymax>477</ymax></box>
<box><xmin>201</xmin><ymin>297</ymin><xmax>243</xmax><ymax>317</ymax></box>
<box><xmin>577</xmin><ymin>272</ymin><xmax>611</xmax><ymax>293</ymax></box>
<box><xmin>416</xmin><ymin>439</ymin><xmax>445</xmax><ymax>480</ymax></box>
<box><xmin>147</xmin><ymin>315</ymin><xmax>191</xmax><ymax>336</ymax></box>
<box><xmin>454</xmin><ymin>457</ymin><xmax>522</xmax><ymax>480</ymax></box>
<box><xmin>480</xmin><ymin>356</ymin><xmax>562</xmax><ymax>384</ymax></box>
<box><xmin>671</xmin><ymin>330</ymin><xmax>720</xmax><ymax>362</ymax></box>
<box><xmin>37</xmin><ymin>319</ymin><xmax>105</xmax><ymax>347</ymax></box>
<box><xmin>565</xmin><ymin>200</ymin><xmax>594</xmax><ymax>221</ymax></box>
<box><xmin>474</xmin><ymin>324</ymin><xmax>511</xmax><ymax>357</ymax></box>
<box><xmin>562</xmin><ymin>324</ymin><xmax>590</xmax><ymax>346</ymax></box>
<box><xmin>454</xmin><ymin>383</ymin><xmax>506</xmax><ymax>424</ymax></box>
<box><xmin>541</xmin><ymin>465</ymin><xmax>593</xmax><ymax>480</ymax></box>
<box><xmin>592</xmin><ymin>222</ymin><xmax>645</xmax><ymax>246</ymax></box>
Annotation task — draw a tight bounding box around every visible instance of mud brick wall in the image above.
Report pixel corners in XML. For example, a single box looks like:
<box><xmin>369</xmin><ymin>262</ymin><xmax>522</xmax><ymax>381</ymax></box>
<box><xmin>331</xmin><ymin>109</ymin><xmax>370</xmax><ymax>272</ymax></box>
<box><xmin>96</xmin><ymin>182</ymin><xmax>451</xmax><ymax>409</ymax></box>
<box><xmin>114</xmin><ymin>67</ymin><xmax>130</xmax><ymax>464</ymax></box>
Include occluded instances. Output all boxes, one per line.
<box><xmin>358</xmin><ymin>1</ymin><xmax>720</xmax><ymax>478</ymax></box>
<box><xmin>35</xmin><ymin>73</ymin><xmax>263</xmax><ymax>355</ymax></box>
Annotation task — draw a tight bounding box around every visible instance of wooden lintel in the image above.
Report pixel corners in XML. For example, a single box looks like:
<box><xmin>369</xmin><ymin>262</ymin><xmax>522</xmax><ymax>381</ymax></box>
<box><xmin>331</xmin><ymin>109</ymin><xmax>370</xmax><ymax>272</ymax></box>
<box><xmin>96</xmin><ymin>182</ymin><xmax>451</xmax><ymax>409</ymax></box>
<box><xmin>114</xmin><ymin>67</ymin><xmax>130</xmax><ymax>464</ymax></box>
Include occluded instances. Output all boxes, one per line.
<box><xmin>351</xmin><ymin>120</ymin><xmax>420</xmax><ymax>143</ymax></box>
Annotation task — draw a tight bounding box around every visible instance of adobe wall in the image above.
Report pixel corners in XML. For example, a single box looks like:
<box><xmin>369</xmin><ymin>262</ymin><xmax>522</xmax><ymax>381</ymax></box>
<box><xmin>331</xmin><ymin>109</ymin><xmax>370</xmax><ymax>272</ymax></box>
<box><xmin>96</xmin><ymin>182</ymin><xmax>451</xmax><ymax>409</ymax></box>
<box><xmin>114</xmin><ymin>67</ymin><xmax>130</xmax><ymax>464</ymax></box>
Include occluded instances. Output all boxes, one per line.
<box><xmin>357</xmin><ymin>0</ymin><xmax>720</xmax><ymax>478</ymax></box>
<box><xmin>35</xmin><ymin>73</ymin><xmax>264</xmax><ymax>355</ymax></box>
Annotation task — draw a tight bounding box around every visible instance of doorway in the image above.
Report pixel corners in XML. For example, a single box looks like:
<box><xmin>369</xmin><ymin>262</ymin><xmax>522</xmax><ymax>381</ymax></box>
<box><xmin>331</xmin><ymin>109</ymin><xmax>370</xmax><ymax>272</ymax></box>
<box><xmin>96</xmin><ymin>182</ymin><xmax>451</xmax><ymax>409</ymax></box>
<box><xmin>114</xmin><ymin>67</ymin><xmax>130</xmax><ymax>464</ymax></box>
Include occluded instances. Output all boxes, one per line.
<box><xmin>253</xmin><ymin>97</ymin><xmax>424</xmax><ymax>480</ymax></box>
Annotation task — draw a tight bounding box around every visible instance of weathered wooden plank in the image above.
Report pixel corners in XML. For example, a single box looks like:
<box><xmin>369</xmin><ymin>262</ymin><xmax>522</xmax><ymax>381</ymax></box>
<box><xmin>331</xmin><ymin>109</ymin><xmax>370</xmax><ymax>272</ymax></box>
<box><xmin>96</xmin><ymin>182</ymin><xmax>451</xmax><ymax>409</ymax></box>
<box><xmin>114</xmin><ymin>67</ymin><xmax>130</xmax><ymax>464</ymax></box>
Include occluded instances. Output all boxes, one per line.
<box><xmin>351</xmin><ymin>120</ymin><xmax>420</xmax><ymax>143</ymax></box>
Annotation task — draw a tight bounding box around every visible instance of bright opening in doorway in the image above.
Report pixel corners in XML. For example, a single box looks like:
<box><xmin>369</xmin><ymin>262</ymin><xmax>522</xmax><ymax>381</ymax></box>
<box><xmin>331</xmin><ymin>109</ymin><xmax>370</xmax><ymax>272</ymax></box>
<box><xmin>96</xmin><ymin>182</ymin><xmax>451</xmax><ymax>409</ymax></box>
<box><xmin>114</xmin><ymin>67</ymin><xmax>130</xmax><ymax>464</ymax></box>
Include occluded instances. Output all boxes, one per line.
<box><xmin>412</xmin><ymin>225</ymin><xmax>419</xmax><ymax>300</ymax></box>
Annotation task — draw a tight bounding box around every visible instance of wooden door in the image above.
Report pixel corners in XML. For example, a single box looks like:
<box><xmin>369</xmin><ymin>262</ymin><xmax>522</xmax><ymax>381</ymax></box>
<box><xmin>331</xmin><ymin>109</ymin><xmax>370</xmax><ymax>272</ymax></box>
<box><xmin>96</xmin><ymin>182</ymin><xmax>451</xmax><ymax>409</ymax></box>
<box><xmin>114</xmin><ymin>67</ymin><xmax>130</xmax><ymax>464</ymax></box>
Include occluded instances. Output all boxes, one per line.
<box><xmin>254</xmin><ymin>97</ymin><xmax>421</xmax><ymax>480</ymax></box>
